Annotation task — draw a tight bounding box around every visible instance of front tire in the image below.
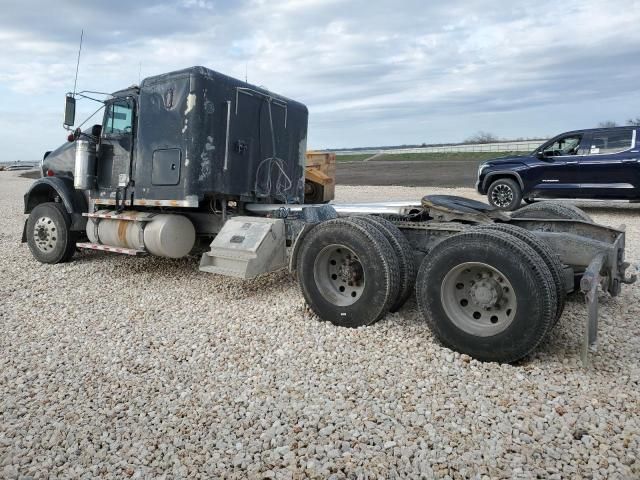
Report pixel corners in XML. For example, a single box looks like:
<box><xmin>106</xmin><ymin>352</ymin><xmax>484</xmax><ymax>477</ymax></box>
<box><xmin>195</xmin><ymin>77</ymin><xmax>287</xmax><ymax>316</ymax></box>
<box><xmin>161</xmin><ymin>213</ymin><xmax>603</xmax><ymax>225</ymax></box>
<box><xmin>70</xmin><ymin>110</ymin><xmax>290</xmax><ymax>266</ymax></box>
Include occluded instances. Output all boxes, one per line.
<box><xmin>26</xmin><ymin>202</ymin><xmax>76</xmax><ymax>264</ymax></box>
<box><xmin>487</xmin><ymin>178</ymin><xmax>522</xmax><ymax>211</ymax></box>
<box><xmin>415</xmin><ymin>230</ymin><xmax>555</xmax><ymax>363</ymax></box>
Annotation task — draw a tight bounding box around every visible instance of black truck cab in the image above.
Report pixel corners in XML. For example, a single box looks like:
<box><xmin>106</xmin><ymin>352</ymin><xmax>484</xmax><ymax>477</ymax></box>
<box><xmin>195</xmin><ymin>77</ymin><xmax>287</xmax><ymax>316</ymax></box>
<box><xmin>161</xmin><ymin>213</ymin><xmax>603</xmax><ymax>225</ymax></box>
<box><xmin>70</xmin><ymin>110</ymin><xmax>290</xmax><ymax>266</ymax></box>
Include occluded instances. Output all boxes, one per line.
<box><xmin>39</xmin><ymin>67</ymin><xmax>308</xmax><ymax>209</ymax></box>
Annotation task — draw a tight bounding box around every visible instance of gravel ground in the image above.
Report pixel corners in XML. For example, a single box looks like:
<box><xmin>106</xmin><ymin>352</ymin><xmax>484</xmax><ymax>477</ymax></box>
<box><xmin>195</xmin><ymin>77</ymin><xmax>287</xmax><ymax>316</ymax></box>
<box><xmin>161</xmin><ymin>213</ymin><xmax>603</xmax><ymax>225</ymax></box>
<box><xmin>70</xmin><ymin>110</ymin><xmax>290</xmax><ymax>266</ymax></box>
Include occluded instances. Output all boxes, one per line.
<box><xmin>1</xmin><ymin>171</ymin><xmax>639</xmax><ymax>479</ymax></box>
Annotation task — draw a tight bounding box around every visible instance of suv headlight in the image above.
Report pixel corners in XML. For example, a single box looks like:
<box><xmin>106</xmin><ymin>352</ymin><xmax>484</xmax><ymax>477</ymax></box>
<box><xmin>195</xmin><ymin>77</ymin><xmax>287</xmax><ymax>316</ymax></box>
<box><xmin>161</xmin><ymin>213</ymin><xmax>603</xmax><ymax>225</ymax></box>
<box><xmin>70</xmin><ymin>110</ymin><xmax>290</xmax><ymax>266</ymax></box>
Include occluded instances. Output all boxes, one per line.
<box><xmin>477</xmin><ymin>162</ymin><xmax>488</xmax><ymax>178</ymax></box>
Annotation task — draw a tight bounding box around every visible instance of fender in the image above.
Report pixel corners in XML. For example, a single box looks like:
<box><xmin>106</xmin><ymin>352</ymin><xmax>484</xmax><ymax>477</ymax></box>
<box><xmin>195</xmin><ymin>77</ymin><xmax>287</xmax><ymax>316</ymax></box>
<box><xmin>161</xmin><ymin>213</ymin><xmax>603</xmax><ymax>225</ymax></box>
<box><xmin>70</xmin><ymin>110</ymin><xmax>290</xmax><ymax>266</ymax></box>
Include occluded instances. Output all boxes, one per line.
<box><xmin>22</xmin><ymin>176</ymin><xmax>88</xmax><ymax>241</ymax></box>
<box><xmin>482</xmin><ymin>170</ymin><xmax>525</xmax><ymax>192</ymax></box>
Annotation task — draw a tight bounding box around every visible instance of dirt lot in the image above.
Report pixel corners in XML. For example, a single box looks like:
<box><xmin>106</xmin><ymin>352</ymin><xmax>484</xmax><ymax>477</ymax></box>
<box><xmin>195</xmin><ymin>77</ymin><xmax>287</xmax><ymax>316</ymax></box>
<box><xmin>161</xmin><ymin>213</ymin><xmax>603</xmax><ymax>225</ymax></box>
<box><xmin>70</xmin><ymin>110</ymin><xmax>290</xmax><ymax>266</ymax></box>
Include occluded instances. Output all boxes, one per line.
<box><xmin>1</xmin><ymin>171</ymin><xmax>639</xmax><ymax>479</ymax></box>
<box><xmin>337</xmin><ymin>159</ymin><xmax>480</xmax><ymax>187</ymax></box>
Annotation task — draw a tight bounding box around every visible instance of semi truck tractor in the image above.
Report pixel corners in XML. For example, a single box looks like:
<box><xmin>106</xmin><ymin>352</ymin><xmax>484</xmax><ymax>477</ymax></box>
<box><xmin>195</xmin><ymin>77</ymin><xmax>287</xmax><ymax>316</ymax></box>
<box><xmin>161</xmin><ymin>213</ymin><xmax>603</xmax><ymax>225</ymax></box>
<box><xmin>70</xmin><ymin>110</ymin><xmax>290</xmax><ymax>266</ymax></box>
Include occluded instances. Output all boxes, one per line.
<box><xmin>22</xmin><ymin>66</ymin><xmax>636</xmax><ymax>364</ymax></box>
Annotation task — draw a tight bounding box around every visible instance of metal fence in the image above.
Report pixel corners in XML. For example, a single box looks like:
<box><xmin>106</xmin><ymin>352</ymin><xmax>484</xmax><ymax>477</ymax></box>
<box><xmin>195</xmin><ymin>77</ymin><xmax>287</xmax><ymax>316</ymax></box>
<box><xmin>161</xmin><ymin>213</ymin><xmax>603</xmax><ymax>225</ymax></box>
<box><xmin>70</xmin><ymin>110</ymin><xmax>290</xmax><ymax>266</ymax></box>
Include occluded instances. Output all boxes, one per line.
<box><xmin>334</xmin><ymin>140</ymin><xmax>548</xmax><ymax>156</ymax></box>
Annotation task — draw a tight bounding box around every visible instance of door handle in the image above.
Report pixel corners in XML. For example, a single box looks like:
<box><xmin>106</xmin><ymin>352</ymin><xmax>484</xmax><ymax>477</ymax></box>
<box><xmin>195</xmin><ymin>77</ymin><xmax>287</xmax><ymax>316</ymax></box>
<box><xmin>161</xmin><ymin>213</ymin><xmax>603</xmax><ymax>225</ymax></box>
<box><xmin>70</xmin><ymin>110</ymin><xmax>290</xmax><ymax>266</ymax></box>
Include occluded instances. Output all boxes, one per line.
<box><xmin>622</xmin><ymin>158</ymin><xmax>638</xmax><ymax>163</ymax></box>
<box><xmin>566</xmin><ymin>161</ymin><xmax>578</xmax><ymax>165</ymax></box>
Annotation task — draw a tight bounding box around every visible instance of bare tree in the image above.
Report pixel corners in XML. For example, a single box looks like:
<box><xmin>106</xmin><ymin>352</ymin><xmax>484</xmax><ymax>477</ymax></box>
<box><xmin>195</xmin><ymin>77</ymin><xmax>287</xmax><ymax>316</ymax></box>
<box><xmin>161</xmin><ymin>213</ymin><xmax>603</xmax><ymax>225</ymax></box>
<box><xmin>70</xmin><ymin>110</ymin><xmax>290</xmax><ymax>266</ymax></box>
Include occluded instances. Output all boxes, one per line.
<box><xmin>464</xmin><ymin>131</ymin><xmax>500</xmax><ymax>144</ymax></box>
<box><xmin>627</xmin><ymin>117</ymin><xmax>640</xmax><ymax>126</ymax></box>
<box><xmin>598</xmin><ymin>121</ymin><xmax>618</xmax><ymax>128</ymax></box>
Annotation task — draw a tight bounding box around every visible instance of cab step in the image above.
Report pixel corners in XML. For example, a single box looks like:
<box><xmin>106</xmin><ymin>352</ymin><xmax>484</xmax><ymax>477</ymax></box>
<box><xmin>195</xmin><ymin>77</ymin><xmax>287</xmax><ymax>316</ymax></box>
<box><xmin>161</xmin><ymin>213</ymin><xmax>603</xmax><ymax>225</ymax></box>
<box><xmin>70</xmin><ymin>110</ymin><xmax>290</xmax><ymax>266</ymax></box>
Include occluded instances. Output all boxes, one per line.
<box><xmin>76</xmin><ymin>242</ymin><xmax>146</xmax><ymax>256</ymax></box>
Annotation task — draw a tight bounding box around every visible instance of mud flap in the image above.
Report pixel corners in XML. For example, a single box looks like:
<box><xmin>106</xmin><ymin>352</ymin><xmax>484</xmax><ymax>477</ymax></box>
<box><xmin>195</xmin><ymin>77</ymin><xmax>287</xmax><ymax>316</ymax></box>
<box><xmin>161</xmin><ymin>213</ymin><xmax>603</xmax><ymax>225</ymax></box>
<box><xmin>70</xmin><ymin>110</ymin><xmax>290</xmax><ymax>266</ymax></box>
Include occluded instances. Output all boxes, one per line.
<box><xmin>579</xmin><ymin>252</ymin><xmax>605</xmax><ymax>367</ymax></box>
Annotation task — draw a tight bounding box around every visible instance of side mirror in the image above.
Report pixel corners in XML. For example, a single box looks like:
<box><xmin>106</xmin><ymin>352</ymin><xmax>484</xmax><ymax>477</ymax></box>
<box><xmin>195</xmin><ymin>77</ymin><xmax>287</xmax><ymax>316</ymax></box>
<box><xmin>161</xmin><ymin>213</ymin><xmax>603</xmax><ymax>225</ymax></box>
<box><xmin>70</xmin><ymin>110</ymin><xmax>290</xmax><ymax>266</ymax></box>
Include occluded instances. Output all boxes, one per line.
<box><xmin>535</xmin><ymin>151</ymin><xmax>544</xmax><ymax>159</ymax></box>
<box><xmin>64</xmin><ymin>95</ymin><xmax>76</xmax><ymax>127</ymax></box>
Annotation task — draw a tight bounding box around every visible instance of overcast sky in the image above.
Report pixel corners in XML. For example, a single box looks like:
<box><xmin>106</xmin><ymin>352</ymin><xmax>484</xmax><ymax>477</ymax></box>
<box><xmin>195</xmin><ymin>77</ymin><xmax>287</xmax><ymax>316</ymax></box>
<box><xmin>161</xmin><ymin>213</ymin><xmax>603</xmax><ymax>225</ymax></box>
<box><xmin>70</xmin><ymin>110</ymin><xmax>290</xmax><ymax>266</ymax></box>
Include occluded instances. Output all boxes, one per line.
<box><xmin>1</xmin><ymin>0</ymin><xmax>639</xmax><ymax>161</ymax></box>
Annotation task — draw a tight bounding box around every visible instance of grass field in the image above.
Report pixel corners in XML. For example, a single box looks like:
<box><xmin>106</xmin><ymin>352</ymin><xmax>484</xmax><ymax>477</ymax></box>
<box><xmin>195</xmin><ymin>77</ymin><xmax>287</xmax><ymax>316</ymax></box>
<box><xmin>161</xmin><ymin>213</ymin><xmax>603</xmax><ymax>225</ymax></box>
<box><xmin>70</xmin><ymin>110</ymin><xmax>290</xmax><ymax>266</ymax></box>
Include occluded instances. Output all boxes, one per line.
<box><xmin>336</xmin><ymin>151</ymin><xmax>522</xmax><ymax>162</ymax></box>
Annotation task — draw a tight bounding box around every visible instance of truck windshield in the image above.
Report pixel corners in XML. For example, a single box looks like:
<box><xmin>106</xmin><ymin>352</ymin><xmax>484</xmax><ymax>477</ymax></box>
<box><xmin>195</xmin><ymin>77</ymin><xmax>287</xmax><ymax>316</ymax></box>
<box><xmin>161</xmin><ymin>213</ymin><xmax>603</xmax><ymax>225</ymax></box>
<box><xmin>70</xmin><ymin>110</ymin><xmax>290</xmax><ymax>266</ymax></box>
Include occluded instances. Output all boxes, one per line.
<box><xmin>104</xmin><ymin>100</ymin><xmax>133</xmax><ymax>135</ymax></box>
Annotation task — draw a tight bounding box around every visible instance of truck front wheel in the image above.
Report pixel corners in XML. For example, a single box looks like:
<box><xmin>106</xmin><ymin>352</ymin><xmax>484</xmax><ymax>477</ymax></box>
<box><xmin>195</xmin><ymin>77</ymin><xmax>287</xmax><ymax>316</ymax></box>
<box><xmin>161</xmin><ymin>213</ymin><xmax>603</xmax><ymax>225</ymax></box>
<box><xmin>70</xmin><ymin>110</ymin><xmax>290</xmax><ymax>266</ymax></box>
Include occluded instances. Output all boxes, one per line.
<box><xmin>26</xmin><ymin>202</ymin><xmax>76</xmax><ymax>264</ymax></box>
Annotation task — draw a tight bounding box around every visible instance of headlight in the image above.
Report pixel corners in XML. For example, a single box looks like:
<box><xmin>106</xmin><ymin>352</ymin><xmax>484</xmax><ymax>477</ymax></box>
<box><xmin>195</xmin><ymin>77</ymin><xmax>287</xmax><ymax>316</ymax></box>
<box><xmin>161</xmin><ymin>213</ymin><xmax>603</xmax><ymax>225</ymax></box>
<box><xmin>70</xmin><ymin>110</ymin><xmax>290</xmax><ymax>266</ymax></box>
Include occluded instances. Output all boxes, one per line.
<box><xmin>477</xmin><ymin>162</ymin><xmax>488</xmax><ymax>178</ymax></box>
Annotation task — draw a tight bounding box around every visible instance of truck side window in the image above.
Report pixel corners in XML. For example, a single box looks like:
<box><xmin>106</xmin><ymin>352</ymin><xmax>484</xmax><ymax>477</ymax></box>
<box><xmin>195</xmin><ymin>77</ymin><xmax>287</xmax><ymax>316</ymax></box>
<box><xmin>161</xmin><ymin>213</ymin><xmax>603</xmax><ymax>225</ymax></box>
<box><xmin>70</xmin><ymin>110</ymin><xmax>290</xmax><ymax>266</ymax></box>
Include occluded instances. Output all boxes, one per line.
<box><xmin>589</xmin><ymin>129</ymin><xmax>634</xmax><ymax>155</ymax></box>
<box><xmin>104</xmin><ymin>101</ymin><xmax>133</xmax><ymax>135</ymax></box>
<box><xmin>542</xmin><ymin>134</ymin><xmax>582</xmax><ymax>156</ymax></box>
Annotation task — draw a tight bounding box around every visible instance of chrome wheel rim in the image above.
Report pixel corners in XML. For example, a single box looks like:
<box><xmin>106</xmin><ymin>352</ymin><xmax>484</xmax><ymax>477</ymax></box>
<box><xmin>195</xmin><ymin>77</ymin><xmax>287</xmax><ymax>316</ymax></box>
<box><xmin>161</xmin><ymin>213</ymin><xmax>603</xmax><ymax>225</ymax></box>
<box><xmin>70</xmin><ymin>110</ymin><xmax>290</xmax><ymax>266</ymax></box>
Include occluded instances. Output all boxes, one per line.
<box><xmin>33</xmin><ymin>216</ymin><xmax>58</xmax><ymax>253</ymax></box>
<box><xmin>441</xmin><ymin>262</ymin><xmax>517</xmax><ymax>337</ymax></box>
<box><xmin>491</xmin><ymin>184</ymin><xmax>514</xmax><ymax>208</ymax></box>
<box><xmin>314</xmin><ymin>244</ymin><xmax>365</xmax><ymax>306</ymax></box>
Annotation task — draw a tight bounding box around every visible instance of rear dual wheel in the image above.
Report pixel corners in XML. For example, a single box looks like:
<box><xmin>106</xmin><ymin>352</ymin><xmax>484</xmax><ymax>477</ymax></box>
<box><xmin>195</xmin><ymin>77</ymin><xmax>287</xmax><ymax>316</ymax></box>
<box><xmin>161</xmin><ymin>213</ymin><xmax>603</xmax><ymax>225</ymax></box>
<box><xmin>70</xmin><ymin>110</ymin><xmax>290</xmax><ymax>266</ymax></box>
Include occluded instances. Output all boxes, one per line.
<box><xmin>472</xmin><ymin>223</ymin><xmax>566</xmax><ymax>324</ymax></box>
<box><xmin>297</xmin><ymin>216</ymin><xmax>415</xmax><ymax>327</ymax></box>
<box><xmin>415</xmin><ymin>229</ymin><xmax>556</xmax><ymax>363</ymax></box>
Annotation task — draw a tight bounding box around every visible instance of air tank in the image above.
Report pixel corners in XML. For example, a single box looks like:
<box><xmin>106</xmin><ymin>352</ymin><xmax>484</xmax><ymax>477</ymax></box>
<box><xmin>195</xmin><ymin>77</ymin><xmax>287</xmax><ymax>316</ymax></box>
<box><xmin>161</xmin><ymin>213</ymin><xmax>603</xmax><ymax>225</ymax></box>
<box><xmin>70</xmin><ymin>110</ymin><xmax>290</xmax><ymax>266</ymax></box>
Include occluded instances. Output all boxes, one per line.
<box><xmin>87</xmin><ymin>211</ymin><xmax>196</xmax><ymax>258</ymax></box>
<box><xmin>73</xmin><ymin>139</ymin><xmax>97</xmax><ymax>190</ymax></box>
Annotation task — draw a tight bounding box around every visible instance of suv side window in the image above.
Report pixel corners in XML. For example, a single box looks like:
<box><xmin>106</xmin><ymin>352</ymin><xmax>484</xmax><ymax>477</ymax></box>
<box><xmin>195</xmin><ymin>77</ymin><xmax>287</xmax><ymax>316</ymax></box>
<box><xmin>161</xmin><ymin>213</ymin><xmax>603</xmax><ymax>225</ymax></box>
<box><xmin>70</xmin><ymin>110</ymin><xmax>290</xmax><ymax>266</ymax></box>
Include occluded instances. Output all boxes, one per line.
<box><xmin>589</xmin><ymin>129</ymin><xmax>634</xmax><ymax>155</ymax></box>
<box><xmin>542</xmin><ymin>134</ymin><xmax>582</xmax><ymax>156</ymax></box>
<box><xmin>103</xmin><ymin>100</ymin><xmax>133</xmax><ymax>136</ymax></box>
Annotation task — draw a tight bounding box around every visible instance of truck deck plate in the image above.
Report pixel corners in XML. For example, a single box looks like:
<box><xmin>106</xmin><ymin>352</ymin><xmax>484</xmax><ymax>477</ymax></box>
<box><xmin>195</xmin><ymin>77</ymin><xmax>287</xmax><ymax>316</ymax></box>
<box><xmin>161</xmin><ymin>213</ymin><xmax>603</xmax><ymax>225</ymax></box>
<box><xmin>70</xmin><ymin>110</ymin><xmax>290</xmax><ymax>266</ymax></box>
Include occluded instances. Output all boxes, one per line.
<box><xmin>76</xmin><ymin>242</ymin><xmax>146</xmax><ymax>255</ymax></box>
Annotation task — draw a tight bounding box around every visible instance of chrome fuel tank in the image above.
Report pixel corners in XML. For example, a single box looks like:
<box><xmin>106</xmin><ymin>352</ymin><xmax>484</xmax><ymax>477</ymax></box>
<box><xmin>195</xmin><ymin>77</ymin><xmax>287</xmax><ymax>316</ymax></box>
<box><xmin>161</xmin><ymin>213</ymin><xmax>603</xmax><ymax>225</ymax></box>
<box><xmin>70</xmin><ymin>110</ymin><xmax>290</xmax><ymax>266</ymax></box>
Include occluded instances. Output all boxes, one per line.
<box><xmin>86</xmin><ymin>211</ymin><xmax>196</xmax><ymax>258</ymax></box>
<box><xmin>73</xmin><ymin>139</ymin><xmax>97</xmax><ymax>190</ymax></box>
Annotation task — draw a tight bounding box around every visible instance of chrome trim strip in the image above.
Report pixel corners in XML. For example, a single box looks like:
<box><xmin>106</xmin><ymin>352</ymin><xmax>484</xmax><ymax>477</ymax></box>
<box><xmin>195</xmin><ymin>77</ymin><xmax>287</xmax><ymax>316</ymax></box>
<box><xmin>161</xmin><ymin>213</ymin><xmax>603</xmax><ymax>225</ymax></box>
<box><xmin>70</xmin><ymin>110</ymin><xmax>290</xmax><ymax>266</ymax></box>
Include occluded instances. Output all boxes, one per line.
<box><xmin>246</xmin><ymin>201</ymin><xmax>423</xmax><ymax>217</ymax></box>
<box><xmin>580</xmin><ymin>183</ymin><xmax>634</xmax><ymax>189</ymax></box>
<box><xmin>94</xmin><ymin>198</ymin><xmax>199</xmax><ymax>207</ymax></box>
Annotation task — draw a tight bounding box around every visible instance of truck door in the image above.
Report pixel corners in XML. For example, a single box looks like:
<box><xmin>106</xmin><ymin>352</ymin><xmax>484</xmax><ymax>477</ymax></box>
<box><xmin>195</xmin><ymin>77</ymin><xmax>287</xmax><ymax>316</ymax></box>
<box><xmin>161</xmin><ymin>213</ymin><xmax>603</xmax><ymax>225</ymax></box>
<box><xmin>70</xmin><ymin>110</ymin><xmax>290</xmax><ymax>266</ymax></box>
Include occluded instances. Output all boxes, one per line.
<box><xmin>96</xmin><ymin>98</ymin><xmax>134</xmax><ymax>203</ymax></box>
<box><xmin>531</xmin><ymin>132</ymin><xmax>586</xmax><ymax>197</ymax></box>
<box><xmin>577</xmin><ymin>128</ymin><xmax>638</xmax><ymax>199</ymax></box>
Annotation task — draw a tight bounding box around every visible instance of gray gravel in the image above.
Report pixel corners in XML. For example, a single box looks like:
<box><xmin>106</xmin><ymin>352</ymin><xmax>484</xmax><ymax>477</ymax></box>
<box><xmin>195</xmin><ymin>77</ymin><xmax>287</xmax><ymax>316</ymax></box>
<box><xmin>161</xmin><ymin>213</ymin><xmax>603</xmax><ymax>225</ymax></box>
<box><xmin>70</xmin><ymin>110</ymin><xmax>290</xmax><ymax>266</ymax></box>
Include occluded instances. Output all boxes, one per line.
<box><xmin>1</xmin><ymin>172</ymin><xmax>639</xmax><ymax>479</ymax></box>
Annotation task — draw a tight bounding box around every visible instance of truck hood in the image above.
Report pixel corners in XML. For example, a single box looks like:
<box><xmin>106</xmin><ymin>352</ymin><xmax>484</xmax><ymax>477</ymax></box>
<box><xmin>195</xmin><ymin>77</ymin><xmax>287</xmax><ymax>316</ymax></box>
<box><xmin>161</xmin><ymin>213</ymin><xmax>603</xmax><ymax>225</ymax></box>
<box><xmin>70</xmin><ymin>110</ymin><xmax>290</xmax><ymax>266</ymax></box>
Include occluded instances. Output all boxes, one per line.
<box><xmin>483</xmin><ymin>154</ymin><xmax>529</xmax><ymax>166</ymax></box>
<box><xmin>42</xmin><ymin>128</ymin><xmax>98</xmax><ymax>178</ymax></box>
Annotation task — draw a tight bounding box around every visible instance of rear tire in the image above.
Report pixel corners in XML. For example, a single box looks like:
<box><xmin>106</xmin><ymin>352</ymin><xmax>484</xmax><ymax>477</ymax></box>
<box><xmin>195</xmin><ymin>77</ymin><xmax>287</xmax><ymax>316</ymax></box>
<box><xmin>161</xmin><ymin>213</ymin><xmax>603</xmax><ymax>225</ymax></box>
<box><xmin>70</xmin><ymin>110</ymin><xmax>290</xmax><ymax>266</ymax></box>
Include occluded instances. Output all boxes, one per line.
<box><xmin>355</xmin><ymin>215</ymin><xmax>417</xmax><ymax>312</ymax></box>
<box><xmin>512</xmin><ymin>201</ymin><xmax>592</xmax><ymax>222</ymax></box>
<box><xmin>26</xmin><ymin>202</ymin><xmax>76</xmax><ymax>264</ymax></box>
<box><xmin>297</xmin><ymin>217</ymin><xmax>401</xmax><ymax>327</ymax></box>
<box><xmin>415</xmin><ymin>229</ymin><xmax>555</xmax><ymax>363</ymax></box>
<box><xmin>487</xmin><ymin>178</ymin><xmax>522</xmax><ymax>211</ymax></box>
<box><xmin>472</xmin><ymin>223</ymin><xmax>565</xmax><ymax>324</ymax></box>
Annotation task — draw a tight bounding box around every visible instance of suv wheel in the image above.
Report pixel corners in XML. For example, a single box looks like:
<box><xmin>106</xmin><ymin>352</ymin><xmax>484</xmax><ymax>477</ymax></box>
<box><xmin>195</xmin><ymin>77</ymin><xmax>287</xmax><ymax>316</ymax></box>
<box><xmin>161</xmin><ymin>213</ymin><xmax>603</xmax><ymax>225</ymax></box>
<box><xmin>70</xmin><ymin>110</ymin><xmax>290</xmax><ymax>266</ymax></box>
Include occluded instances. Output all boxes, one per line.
<box><xmin>487</xmin><ymin>178</ymin><xmax>522</xmax><ymax>210</ymax></box>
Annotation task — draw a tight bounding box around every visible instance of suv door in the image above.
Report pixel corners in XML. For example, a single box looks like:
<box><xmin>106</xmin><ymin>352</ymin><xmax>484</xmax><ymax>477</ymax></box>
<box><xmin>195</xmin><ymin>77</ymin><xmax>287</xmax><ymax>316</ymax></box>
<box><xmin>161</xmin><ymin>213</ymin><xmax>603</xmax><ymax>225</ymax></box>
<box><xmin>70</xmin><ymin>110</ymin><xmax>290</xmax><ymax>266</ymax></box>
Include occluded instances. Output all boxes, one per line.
<box><xmin>577</xmin><ymin>128</ymin><xmax>638</xmax><ymax>199</ymax></box>
<box><xmin>530</xmin><ymin>132</ymin><xmax>588</xmax><ymax>197</ymax></box>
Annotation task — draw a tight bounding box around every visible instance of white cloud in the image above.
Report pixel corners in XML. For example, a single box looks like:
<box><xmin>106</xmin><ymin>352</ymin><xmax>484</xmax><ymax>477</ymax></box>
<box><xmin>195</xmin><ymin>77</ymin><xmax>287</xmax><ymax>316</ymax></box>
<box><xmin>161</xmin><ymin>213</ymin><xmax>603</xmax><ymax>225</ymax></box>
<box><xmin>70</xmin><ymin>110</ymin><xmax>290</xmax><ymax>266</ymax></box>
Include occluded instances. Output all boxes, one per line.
<box><xmin>0</xmin><ymin>0</ymin><xmax>639</xmax><ymax>159</ymax></box>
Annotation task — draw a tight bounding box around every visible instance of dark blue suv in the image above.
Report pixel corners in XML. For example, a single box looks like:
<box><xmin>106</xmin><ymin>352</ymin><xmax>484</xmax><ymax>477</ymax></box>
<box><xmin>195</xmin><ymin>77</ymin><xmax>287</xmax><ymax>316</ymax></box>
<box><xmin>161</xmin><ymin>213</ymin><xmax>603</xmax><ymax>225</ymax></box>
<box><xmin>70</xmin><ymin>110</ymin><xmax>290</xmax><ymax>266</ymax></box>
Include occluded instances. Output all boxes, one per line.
<box><xmin>477</xmin><ymin>127</ymin><xmax>639</xmax><ymax>210</ymax></box>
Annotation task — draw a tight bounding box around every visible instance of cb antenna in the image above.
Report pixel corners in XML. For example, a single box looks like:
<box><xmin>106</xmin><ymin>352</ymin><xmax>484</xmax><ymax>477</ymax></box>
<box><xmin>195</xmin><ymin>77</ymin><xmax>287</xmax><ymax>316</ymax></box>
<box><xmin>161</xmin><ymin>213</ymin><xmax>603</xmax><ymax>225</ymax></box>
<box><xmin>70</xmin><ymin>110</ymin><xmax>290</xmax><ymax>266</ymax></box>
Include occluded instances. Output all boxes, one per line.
<box><xmin>72</xmin><ymin>29</ymin><xmax>84</xmax><ymax>97</ymax></box>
